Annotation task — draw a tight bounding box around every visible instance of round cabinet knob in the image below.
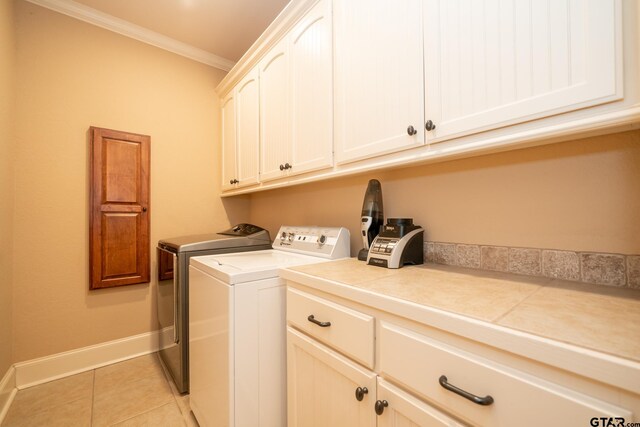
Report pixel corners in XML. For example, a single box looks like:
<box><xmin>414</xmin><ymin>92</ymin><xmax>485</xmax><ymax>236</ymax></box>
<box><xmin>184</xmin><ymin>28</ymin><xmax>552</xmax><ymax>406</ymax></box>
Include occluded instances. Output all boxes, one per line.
<box><xmin>230</xmin><ymin>179</ymin><xmax>234</xmax><ymax>185</ymax></box>
<box><xmin>374</xmin><ymin>400</ymin><xmax>389</xmax><ymax>415</ymax></box>
<box><xmin>407</xmin><ymin>125</ymin><xmax>417</xmax><ymax>136</ymax></box>
<box><xmin>355</xmin><ymin>387</ymin><xmax>368</xmax><ymax>402</ymax></box>
<box><xmin>318</xmin><ymin>235</ymin><xmax>327</xmax><ymax>246</ymax></box>
<box><xmin>284</xmin><ymin>163</ymin><xmax>292</xmax><ymax>170</ymax></box>
<box><xmin>425</xmin><ymin>120</ymin><xmax>436</xmax><ymax>131</ymax></box>
<box><xmin>279</xmin><ymin>164</ymin><xmax>285</xmax><ymax>171</ymax></box>
<box><xmin>280</xmin><ymin>231</ymin><xmax>287</xmax><ymax>241</ymax></box>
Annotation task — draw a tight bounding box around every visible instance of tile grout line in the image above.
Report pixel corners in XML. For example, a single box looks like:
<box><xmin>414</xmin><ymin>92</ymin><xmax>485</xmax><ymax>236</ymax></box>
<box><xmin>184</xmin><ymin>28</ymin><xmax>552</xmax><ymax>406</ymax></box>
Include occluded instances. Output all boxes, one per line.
<box><xmin>156</xmin><ymin>353</ymin><xmax>190</xmax><ymax>426</ymax></box>
<box><xmin>492</xmin><ymin>283</ymin><xmax>547</xmax><ymax>324</ymax></box>
<box><xmin>95</xmin><ymin>354</ymin><xmax>177</xmax><ymax>426</ymax></box>
<box><xmin>90</xmin><ymin>369</ymin><xmax>96</xmax><ymax>427</ymax></box>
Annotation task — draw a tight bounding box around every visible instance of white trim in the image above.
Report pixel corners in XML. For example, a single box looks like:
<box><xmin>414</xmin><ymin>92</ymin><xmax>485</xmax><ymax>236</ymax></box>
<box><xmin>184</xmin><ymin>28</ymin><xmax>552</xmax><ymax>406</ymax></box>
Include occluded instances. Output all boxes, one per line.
<box><xmin>14</xmin><ymin>328</ymin><xmax>173</xmax><ymax>389</ymax></box>
<box><xmin>22</xmin><ymin>0</ymin><xmax>236</xmax><ymax>71</ymax></box>
<box><xmin>0</xmin><ymin>366</ymin><xmax>17</xmax><ymax>425</ymax></box>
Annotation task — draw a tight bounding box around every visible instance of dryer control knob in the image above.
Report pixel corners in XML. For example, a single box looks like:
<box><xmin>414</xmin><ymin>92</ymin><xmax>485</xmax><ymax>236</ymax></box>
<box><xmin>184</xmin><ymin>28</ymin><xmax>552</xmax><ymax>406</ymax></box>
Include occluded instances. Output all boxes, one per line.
<box><xmin>287</xmin><ymin>232</ymin><xmax>295</xmax><ymax>242</ymax></box>
<box><xmin>280</xmin><ymin>231</ymin><xmax>287</xmax><ymax>241</ymax></box>
<box><xmin>318</xmin><ymin>235</ymin><xmax>327</xmax><ymax>246</ymax></box>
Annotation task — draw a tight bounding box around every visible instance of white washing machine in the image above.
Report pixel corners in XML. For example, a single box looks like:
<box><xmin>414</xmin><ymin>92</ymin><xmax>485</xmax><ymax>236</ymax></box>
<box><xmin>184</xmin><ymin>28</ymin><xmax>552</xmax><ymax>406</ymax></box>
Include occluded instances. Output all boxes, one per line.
<box><xmin>188</xmin><ymin>225</ymin><xmax>350</xmax><ymax>427</ymax></box>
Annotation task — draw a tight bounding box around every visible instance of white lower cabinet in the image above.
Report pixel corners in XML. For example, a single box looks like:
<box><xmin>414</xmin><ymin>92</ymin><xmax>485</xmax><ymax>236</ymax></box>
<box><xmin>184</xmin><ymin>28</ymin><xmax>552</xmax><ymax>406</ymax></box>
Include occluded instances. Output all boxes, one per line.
<box><xmin>286</xmin><ymin>288</ymin><xmax>462</xmax><ymax>427</ymax></box>
<box><xmin>379</xmin><ymin>322</ymin><xmax>632</xmax><ymax>427</ymax></box>
<box><xmin>286</xmin><ymin>285</ymin><xmax>636</xmax><ymax>427</ymax></box>
<box><xmin>376</xmin><ymin>379</ymin><xmax>463</xmax><ymax>427</ymax></box>
<box><xmin>287</xmin><ymin>327</ymin><xmax>376</xmax><ymax>427</ymax></box>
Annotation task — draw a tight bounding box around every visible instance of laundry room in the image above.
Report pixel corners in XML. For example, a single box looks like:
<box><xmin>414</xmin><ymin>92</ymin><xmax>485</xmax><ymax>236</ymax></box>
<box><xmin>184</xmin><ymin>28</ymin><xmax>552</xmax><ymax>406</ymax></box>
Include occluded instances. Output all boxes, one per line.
<box><xmin>1</xmin><ymin>0</ymin><xmax>639</xmax><ymax>426</ymax></box>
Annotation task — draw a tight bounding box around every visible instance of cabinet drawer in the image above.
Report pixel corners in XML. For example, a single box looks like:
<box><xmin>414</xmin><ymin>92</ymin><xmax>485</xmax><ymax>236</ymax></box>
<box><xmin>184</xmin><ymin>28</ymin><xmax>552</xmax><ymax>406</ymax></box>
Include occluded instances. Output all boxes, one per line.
<box><xmin>287</xmin><ymin>288</ymin><xmax>374</xmax><ymax>368</ymax></box>
<box><xmin>379</xmin><ymin>322</ymin><xmax>632</xmax><ymax>427</ymax></box>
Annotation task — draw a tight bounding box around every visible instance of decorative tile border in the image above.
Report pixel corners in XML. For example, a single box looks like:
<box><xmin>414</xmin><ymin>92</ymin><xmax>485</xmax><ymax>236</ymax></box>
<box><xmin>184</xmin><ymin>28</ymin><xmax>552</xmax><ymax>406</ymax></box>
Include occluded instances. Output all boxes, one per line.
<box><xmin>424</xmin><ymin>242</ymin><xmax>639</xmax><ymax>289</ymax></box>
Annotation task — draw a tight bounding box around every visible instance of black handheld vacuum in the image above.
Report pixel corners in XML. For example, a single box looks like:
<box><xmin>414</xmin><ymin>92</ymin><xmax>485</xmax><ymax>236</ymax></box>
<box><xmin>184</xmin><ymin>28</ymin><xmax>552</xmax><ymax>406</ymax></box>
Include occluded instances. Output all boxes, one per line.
<box><xmin>357</xmin><ymin>179</ymin><xmax>384</xmax><ymax>261</ymax></box>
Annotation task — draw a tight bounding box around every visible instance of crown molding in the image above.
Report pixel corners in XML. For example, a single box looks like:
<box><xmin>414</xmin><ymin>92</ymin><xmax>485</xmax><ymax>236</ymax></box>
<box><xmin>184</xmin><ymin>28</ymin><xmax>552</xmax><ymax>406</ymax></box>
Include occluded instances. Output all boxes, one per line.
<box><xmin>23</xmin><ymin>0</ymin><xmax>236</xmax><ymax>71</ymax></box>
<box><xmin>215</xmin><ymin>0</ymin><xmax>320</xmax><ymax>96</ymax></box>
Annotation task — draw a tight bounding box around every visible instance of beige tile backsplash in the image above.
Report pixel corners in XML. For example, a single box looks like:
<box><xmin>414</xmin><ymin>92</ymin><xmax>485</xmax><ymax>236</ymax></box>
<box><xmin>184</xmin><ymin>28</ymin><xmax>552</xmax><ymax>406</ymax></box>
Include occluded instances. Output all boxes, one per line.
<box><xmin>426</xmin><ymin>242</ymin><xmax>638</xmax><ymax>288</ymax></box>
<box><xmin>456</xmin><ymin>244</ymin><xmax>481</xmax><ymax>268</ymax></box>
<box><xmin>628</xmin><ymin>256</ymin><xmax>640</xmax><ymax>288</ymax></box>
<box><xmin>542</xmin><ymin>250</ymin><xmax>580</xmax><ymax>281</ymax></box>
<box><xmin>508</xmin><ymin>248</ymin><xmax>542</xmax><ymax>276</ymax></box>
<box><xmin>580</xmin><ymin>253</ymin><xmax>627</xmax><ymax>287</ymax></box>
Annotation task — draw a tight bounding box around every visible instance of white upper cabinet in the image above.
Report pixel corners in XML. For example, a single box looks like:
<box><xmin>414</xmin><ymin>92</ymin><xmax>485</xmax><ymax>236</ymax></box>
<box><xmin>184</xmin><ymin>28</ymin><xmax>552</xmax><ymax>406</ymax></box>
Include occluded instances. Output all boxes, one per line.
<box><xmin>259</xmin><ymin>38</ymin><xmax>290</xmax><ymax>182</ymax></box>
<box><xmin>221</xmin><ymin>92</ymin><xmax>237</xmax><ymax>191</ymax></box>
<box><xmin>235</xmin><ymin>67</ymin><xmax>260</xmax><ymax>188</ymax></box>
<box><xmin>259</xmin><ymin>0</ymin><xmax>333</xmax><ymax>183</ymax></box>
<box><xmin>218</xmin><ymin>0</ymin><xmax>633</xmax><ymax>194</ymax></box>
<box><xmin>289</xmin><ymin>0</ymin><xmax>334</xmax><ymax>176</ymax></box>
<box><xmin>334</xmin><ymin>0</ymin><xmax>425</xmax><ymax>165</ymax></box>
<box><xmin>424</xmin><ymin>0</ymin><xmax>622</xmax><ymax>143</ymax></box>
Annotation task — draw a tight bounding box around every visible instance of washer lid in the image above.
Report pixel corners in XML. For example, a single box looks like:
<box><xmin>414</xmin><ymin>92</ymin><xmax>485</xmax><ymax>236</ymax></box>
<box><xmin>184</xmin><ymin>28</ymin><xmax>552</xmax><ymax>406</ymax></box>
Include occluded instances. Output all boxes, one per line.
<box><xmin>158</xmin><ymin>224</ymin><xmax>271</xmax><ymax>253</ymax></box>
<box><xmin>190</xmin><ymin>250</ymin><xmax>328</xmax><ymax>284</ymax></box>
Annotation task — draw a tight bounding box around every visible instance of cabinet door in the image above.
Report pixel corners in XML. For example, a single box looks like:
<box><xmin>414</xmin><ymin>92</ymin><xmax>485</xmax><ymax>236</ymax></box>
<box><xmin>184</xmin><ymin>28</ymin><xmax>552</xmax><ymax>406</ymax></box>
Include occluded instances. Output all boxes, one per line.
<box><xmin>334</xmin><ymin>0</ymin><xmax>424</xmax><ymax>165</ymax></box>
<box><xmin>89</xmin><ymin>127</ymin><xmax>150</xmax><ymax>289</ymax></box>
<box><xmin>289</xmin><ymin>0</ymin><xmax>333</xmax><ymax>175</ymax></box>
<box><xmin>221</xmin><ymin>92</ymin><xmax>237</xmax><ymax>191</ymax></box>
<box><xmin>287</xmin><ymin>327</ymin><xmax>376</xmax><ymax>427</ymax></box>
<box><xmin>235</xmin><ymin>68</ymin><xmax>260</xmax><ymax>188</ymax></box>
<box><xmin>376</xmin><ymin>379</ymin><xmax>464</xmax><ymax>427</ymax></box>
<box><xmin>424</xmin><ymin>0</ymin><xmax>622</xmax><ymax>143</ymax></box>
<box><xmin>260</xmin><ymin>38</ymin><xmax>290</xmax><ymax>182</ymax></box>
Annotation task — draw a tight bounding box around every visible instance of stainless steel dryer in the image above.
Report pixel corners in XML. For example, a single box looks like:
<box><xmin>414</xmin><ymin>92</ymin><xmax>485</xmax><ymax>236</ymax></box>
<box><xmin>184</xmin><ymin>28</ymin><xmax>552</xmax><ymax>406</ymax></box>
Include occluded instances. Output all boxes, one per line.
<box><xmin>156</xmin><ymin>223</ymin><xmax>271</xmax><ymax>394</ymax></box>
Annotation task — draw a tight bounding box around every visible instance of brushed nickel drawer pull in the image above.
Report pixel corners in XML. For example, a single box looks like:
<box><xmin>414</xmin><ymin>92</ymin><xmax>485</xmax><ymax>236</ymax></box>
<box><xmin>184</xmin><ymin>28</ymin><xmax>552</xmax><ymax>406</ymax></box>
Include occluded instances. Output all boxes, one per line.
<box><xmin>438</xmin><ymin>375</ymin><xmax>494</xmax><ymax>406</ymax></box>
<box><xmin>307</xmin><ymin>314</ymin><xmax>331</xmax><ymax>327</ymax></box>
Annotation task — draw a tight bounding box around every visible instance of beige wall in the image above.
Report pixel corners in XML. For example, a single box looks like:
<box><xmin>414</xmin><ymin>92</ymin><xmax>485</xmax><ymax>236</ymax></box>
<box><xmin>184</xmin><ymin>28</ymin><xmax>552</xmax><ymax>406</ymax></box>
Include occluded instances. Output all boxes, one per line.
<box><xmin>11</xmin><ymin>2</ymin><xmax>244</xmax><ymax>362</ymax></box>
<box><xmin>249</xmin><ymin>130</ymin><xmax>640</xmax><ymax>256</ymax></box>
<box><xmin>0</xmin><ymin>0</ymin><xmax>15</xmax><ymax>374</ymax></box>
<box><xmin>7</xmin><ymin>1</ymin><xmax>640</xmax><ymax>367</ymax></box>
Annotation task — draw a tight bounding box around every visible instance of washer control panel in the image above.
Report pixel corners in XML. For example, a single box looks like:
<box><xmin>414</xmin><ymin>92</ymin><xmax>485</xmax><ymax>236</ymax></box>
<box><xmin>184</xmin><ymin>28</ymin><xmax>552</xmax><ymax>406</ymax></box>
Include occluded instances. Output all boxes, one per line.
<box><xmin>273</xmin><ymin>226</ymin><xmax>351</xmax><ymax>259</ymax></box>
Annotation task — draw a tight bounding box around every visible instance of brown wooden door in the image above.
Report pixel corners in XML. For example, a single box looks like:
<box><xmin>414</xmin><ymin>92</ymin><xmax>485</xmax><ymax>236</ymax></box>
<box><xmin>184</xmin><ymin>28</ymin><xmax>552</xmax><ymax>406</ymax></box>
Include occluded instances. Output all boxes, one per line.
<box><xmin>90</xmin><ymin>127</ymin><xmax>150</xmax><ymax>289</ymax></box>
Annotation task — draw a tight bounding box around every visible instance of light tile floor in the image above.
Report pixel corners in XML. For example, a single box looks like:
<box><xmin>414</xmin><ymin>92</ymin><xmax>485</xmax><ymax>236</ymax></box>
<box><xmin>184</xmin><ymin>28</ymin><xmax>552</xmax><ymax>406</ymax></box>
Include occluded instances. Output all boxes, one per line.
<box><xmin>1</xmin><ymin>353</ymin><xmax>198</xmax><ymax>427</ymax></box>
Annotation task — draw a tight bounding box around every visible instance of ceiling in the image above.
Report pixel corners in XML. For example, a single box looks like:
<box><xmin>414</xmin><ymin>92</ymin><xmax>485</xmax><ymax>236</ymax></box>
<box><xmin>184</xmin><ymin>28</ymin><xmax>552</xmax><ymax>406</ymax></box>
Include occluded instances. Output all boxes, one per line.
<box><xmin>59</xmin><ymin>0</ymin><xmax>290</xmax><ymax>65</ymax></box>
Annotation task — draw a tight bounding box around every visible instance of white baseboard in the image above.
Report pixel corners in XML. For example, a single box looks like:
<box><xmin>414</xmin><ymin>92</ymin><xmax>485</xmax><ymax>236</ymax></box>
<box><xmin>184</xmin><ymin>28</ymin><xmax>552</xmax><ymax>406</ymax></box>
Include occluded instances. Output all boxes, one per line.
<box><xmin>14</xmin><ymin>327</ymin><xmax>174</xmax><ymax>389</ymax></box>
<box><xmin>0</xmin><ymin>365</ymin><xmax>17</xmax><ymax>425</ymax></box>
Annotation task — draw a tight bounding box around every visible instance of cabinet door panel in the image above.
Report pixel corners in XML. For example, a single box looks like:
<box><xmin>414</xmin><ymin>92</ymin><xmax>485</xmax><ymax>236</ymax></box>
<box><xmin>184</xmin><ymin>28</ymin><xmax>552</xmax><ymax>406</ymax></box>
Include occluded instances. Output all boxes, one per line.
<box><xmin>287</xmin><ymin>327</ymin><xmax>376</xmax><ymax>427</ymax></box>
<box><xmin>424</xmin><ymin>0</ymin><xmax>622</xmax><ymax>143</ymax></box>
<box><xmin>221</xmin><ymin>93</ymin><xmax>237</xmax><ymax>191</ymax></box>
<box><xmin>90</xmin><ymin>127</ymin><xmax>150</xmax><ymax>289</ymax></box>
<box><xmin>260</xmin><ymin>39</ymin><xmax>290</xmax><ymax>182</ymax></box>
<box><xmin>377</xmin><ymin>379</ymin><xmax>464</xmax><ymax>427</ymax></box>
<box><xmin>334</xmin><ymin>0</ymin><xmax>424</xmax><ymax>164</ymax></box>
<box><xmin>290</xmin><ymin>0</ymin><xmax>333</xmax><ymax>175</ymax></box>
<box><xmin>236</xmin><ymin>68</ymin><xmax>260</xmax><ymax>188</ymax></box>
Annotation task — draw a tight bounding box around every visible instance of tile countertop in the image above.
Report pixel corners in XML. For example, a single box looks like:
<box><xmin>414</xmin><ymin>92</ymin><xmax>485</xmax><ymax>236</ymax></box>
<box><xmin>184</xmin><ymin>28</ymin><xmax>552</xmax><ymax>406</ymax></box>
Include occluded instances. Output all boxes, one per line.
<box><xmin>281</xmin><ymin>258</ymin><xmax>640</xmax><ymax>387</ymax></box>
